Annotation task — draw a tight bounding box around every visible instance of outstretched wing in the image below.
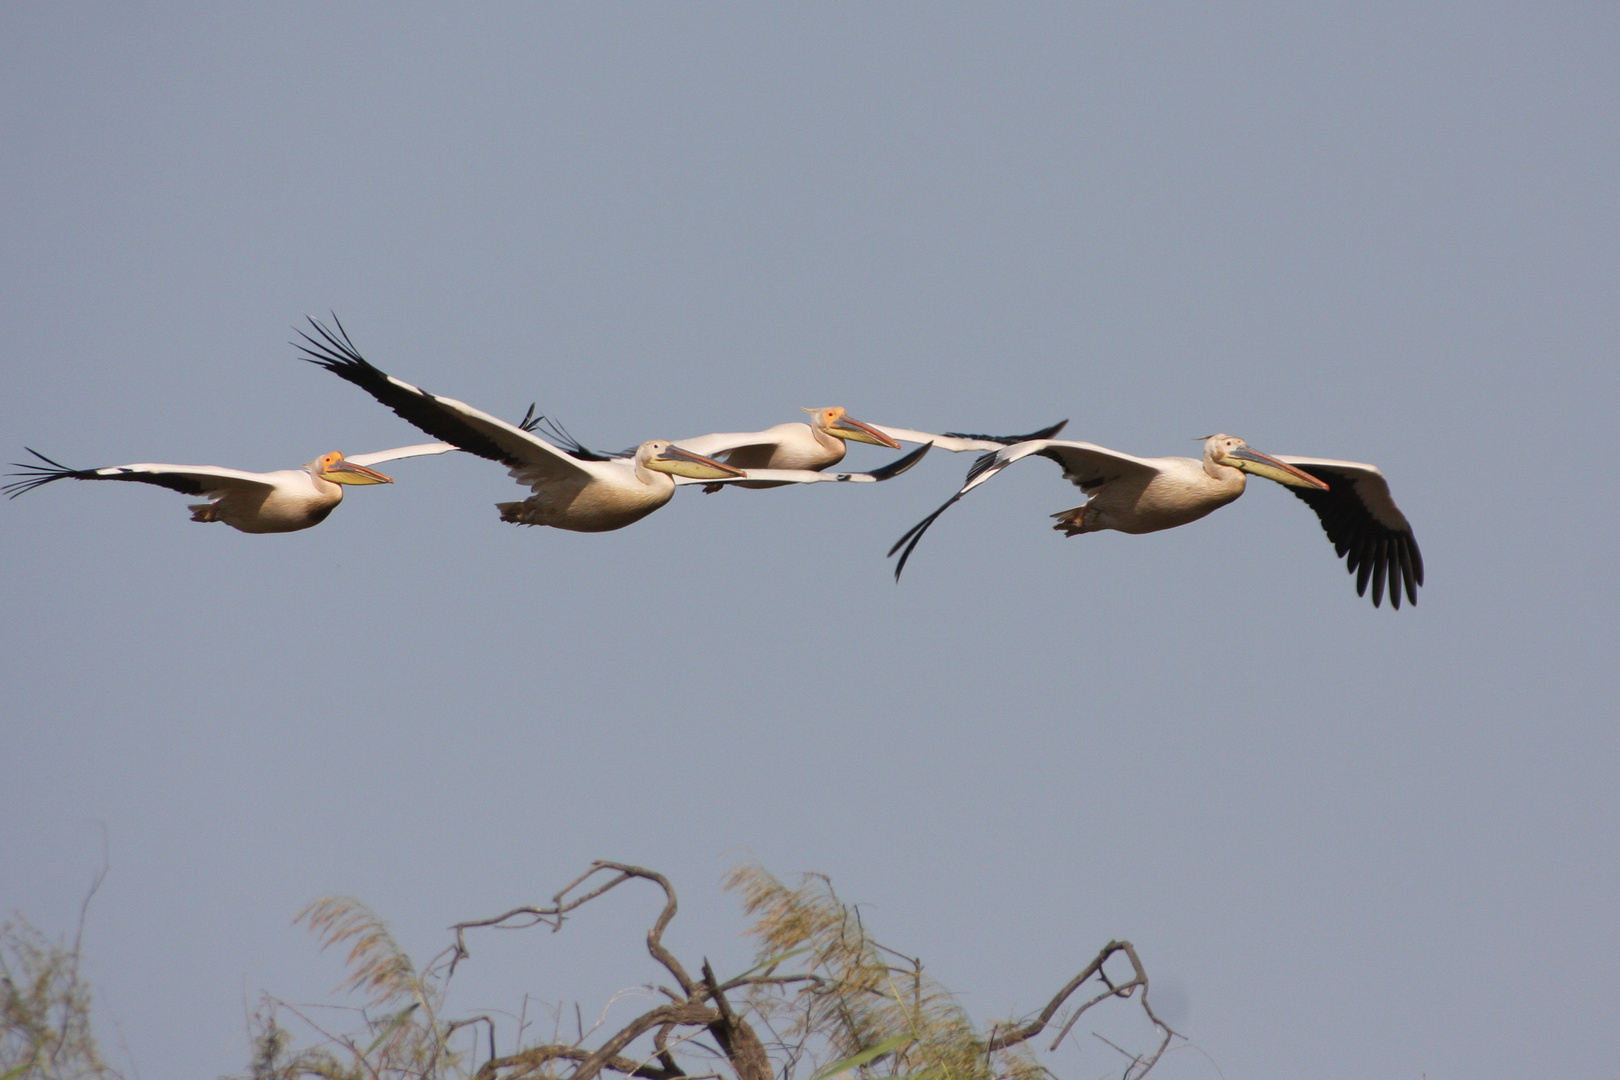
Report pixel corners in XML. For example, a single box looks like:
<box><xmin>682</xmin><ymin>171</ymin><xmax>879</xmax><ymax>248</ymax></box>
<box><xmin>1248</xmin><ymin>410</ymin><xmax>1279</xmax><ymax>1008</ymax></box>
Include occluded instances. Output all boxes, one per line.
<box><xmin>519</xmin><ymin>415</ymin><xmax>623</xmax><ymax>462</ymax></box>
<box><xmin>888</xmin><ymin>439</ymin><xmax>1160</xmax><ymax>579</ymax></box>
<box><xmin>1028</xmin><ymin>441</ymin><xmax>1163</xmax><ymax>493</ymax></box>
<box><xmin>673</xmin><ymin>443</ymin><xmax>933</xmax><ymax>486</ymax></box>
<box><xmin>676</xmin><ymin>419</ymin><xmax>1069</xmax><ymax>459</ymax></box>
<box><xmin>1274</xmin><ymin>455</ymin><xmax>1423</xmax><ymax>609</ymax></box>
<box><xmin>872</xmin><ymin>418</ymin><xmax>1068</xmax><ymax>453</ymax></box>
<box><xmin>5</xmin><ymin>449</ymin><xmax>276</xmax><ymax>500</ymax></box>
<box><xmin>345</xmin><ymin>443</ymin><xmax>458</xmax><ymax>468</ymax></box>
<box><xmin>671</xmin><ymin>425</ymin><xmax>797</xmax><ymax>460</ymax></box>
<box><xmin>296</xmin><ymin>316</ymin><xmax>598</xmax><ymax>489</ymax></box>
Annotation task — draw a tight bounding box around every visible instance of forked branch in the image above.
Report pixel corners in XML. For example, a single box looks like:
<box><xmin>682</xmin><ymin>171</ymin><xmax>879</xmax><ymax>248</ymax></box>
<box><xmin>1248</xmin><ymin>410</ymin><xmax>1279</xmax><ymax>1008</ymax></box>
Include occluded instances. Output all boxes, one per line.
<box><xmin>263</xmin><ymin>862</ymin><xmax>1181</xmax><ymax>1080</ymax></box>
<box><xmin>450</xmin><ymin>862</ymin><xmax>697</xmax><ymax>997</ymax></box>
<box><xmin>456</xmin><ymin>863</ymin><xmax>776</xmax><ymax>1080</ymax></box>
<box><xmin>986</xmin><ymin>939</ymin><xmax>1179</xmax><ymax>1079</ymax></box>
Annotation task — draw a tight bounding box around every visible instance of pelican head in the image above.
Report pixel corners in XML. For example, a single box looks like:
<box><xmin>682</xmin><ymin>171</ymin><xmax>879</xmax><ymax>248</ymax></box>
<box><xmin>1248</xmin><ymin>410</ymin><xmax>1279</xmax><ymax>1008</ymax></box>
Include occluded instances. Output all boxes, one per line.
<box><xmin>1204</xmin><ymin>435</ymin><xmax>1328</xmax><ymax>490</ymax></box>
<box><xmin>310</xmin><ymin>452</ymin><xmax>393</xmax><ymax>485</ymax></box>
<box><xmin>803</xmin><ymin>407</ymin><xmax>902</xmax><ymax>449</ymax></box>
<box><xmin>635</xmin><ymin>440</ymin><xmax>748</xmax><ymax>480</ymax></box>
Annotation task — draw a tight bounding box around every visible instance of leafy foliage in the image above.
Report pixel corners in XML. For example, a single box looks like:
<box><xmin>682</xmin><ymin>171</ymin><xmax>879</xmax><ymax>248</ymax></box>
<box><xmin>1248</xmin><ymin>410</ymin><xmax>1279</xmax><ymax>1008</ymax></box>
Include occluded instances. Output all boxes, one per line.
<box><xmin>241</xmin><ymin>897</ymin><xmax>462</xmax><ymax>1080</ymax></box>
<box><xmin>725</xmin><ymin>863</ymin><xmax>1043</xmax><ymax>1080</ymax></box>
<box><xmin>236</xmin><ymin>862</ymin><xmax>1173</xmax><ymax>1080</ymax></box>
<box><xmin>0</xmin><ymin>916</ymin><xmax>123</xmax><ymax>1080</ymax></box>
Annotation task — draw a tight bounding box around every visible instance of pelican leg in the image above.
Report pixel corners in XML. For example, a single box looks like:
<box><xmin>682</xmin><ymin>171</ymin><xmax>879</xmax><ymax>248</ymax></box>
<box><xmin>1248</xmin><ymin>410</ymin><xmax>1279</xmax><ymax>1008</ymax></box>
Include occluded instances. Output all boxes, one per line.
<box><xmin>1051</xmin><ymin>504</ymin><xmax>1090</xmax><ymax>537</ymax></box>
<box><xmin>189</xmin><ymin>501</ymin><xmax>219</xmax><ymax>523</ymax></box>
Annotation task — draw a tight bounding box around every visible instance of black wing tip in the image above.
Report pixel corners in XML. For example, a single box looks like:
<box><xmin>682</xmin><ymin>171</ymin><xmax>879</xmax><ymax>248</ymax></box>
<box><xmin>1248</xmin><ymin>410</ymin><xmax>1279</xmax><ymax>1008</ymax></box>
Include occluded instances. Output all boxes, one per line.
<box><xmin>1345</xmin><ymin>533</ymin><xmax>1423</xmax><ymax>610</ymax></box>
<box><xmin>1023</xmin><ymin>418</ymin><xmax>1069</xmax><ymax>442</ymax></box>
<box><xmin>526</xmin><ymin>415</ymin><xmax>615</xmax><ymax>462</ymax></box>
<box><xmin>4</xmin><ymin>474</ymin><xmax>61</xmax><ymax>498</ymax></box>
<box><xmin>5</xmin><ymin>448</ymin><xmax>90</xmax><ymax>498</ymax></box>
<box><xmin>963</xmin><ymin>447</ymin><xmax>1006</xmax><ymax>485</ymax></box>
<box><xmin>939</xmin><ymin>419</ymin><xmax>1068</xmax><ymax>446</ymax></box>
<box><xmin>868</xmin><ymin>442</ymin><xmax>932</xmax><ymax>481</ymax></box>
<box><xmin>889</xmin><ymin>517</ymin><xmax>932</xmax><ymax>580</ymax></box>
<box><xmin>19</xmin><ymin>447</ymin><xmax>74</xmax><ymax>470</ymax></box>
<box><xmin>293</xmin><ymin>313</ymin><xmax>373</xmax><ymax>374</ymax></box>
<box><xmin>1290</xmin><ymin>466</ymin><xmax>1423</xmax><ymax>611</ymax></box>
<box><xmin>891</xmin><ymin>527</ymin><xmax>921</xmax><ymax>580</ymax></box>
<box><xmin>887</xmin><ymin>493</ymin><xmax>961</xmax><ymax>580</ymax></box>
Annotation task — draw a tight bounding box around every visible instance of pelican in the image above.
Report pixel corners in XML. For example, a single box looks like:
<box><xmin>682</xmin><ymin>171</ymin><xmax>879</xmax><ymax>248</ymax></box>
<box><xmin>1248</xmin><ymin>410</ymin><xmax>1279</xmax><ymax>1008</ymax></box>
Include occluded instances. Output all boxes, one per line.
<box><xmin>890</xmin><ymin>434</ymin><xmax>1424</xmax><ymax>608</ymax></box>
<box><xmin>676</xmin><ymin>414</ymin><xmax>1067</xmax><ymax>491</ymax></box>
<box><xmin>296</xmin><ymin>318</ymin><xmax>929</xmax><ymax>532</ymax></box>
<box><xmin>4</xmin><ymin>443</ymin><xmax>453</xmax><ymax>533</ymax></box>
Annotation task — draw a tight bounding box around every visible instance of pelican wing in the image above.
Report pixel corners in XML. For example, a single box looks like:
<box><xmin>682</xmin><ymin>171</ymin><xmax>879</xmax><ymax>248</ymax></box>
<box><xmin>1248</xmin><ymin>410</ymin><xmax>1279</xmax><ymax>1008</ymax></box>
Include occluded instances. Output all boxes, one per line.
<box><xmin>889</xmin><ymin>439</ymin><xmax>1160</xmax><ymax>579</ymax></box>
<box><xmin>1029</xmin><ymin>441</ymin><xmax>1163</xmax><ymax>492</ymax></box>
<box><xmin>673</xmin><ymin>443</ymin><xmax>932</xmax><ymax>486</ymax></box>
<box><xmin>1274</xmin><ymin>456</ymin><xmax>1423</xmax><ymax>609</ymax></box>
<box><xmin>871</xmin><ymin>418</ymin><xmax>1069</xmax><ymax>453</ymax></box>
<box><xmin>345</xmin><ymin>443</ymin><xmax>458</xmax><ymax>468</ymax></box>
<box><xmin>4</xmin><ymin>450</ymin><xmax>274</xmax><ymax>499</ymax></box>
<box><xmin>676</xmin><ymin>419</ymin><xmax>1068</xmax><ymax>458</ymax></box>
<box><xmin>297</xmin><ymin>317</ymin><xmax>598</xmax><ymax>488</ymax></box>
<box><xmin>671</xmin><ymin>427</ymin><xmax>794</xmax><ymax>459</ymax></box>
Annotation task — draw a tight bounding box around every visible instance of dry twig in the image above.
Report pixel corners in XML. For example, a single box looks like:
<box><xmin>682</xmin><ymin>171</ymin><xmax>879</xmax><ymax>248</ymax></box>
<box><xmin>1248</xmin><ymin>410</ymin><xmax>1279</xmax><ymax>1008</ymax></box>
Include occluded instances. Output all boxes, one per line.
<box><xmin>242</xmin><ymin>861</ymin><xmax>1180</xmax><ymax>1080</ymax></box>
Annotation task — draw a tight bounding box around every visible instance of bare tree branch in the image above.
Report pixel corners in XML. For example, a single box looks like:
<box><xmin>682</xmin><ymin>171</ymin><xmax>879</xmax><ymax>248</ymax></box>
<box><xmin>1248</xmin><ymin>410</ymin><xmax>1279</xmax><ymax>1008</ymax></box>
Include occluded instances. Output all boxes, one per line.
<box><xmin>699</xmin><ymin>959</ymin><xmax>774</xmax><ymax>1080</ymax></box>
<box><xmin>984</xmin><ymin>939</ymin><xmax>1176</xmax><ymax>1058</ymax></box>
<box><xmin>596</xmin><ymin>863</ymin><xmax>699</xmax><ymax>998</ymax></box>
<box><xmin>245</xmin><ymin>861</ymin><xmax>1185</xmax><ymax>1080</ymax></box>
<box><xmin>450</xmin><ymin>862</ymin><xmax>698</xmax><ymax>998</ymax></box>
<box><xmin>475</xmin><ymin>1040</ymin><xmax>691</xmax><ymax>1080</ymax></box>
<box><xmin>444</xmin><ymin>1014</ymin><xmax>497</xmax><ymax>1071</ymax></box>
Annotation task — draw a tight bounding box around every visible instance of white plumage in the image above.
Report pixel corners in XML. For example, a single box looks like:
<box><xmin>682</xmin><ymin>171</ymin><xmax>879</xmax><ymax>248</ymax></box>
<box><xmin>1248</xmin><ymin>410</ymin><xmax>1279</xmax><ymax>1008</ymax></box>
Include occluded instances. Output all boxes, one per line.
<box><xmin>298</xmin><ymin>319</ymin><xmax>929</xmax><ymax>533</ymax></box>
<box><xmin>891</xmin><ymin>434</ymin><xmax>1423</xmax><ymax>608</ymax></box>
<box><xmin>676</xmin><ymin>413</ymin><xmax>1067</xmax><ymax>491</ymax></box>
<box><xmin>5</xmin><ymin>443</ymin><xmax>452</xmax><ymax>534</ymax></box>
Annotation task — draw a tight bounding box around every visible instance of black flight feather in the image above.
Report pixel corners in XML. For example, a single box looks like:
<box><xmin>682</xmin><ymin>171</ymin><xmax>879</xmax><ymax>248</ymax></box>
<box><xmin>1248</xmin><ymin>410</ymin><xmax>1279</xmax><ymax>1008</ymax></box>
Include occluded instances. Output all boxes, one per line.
<box><xmin>1286</xmin><ymin>463</ymin><xmax>1423</xmax><ymax>609</ymax></box>
<box><xmin>297</xmin><ymin>315</ymin><xmax>536</xmax><ymax>471</ymax></box>
<box><xmin>5</xmin><ymin>449</ymin><xmax>213</xmax><ymax>499</ymax></box>
<box><xmin>940</xmin><ymin>419</ymin><xmax>1069</xmax><ymax>446</ymax></box>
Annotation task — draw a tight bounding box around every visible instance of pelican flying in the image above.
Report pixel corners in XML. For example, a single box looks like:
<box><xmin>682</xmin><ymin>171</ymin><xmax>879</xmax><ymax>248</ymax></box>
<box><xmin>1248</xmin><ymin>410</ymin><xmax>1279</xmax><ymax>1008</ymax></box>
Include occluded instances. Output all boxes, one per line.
<box><xmin>890</xmin><ymin>434</ymin><xmax>1423</xmax><ymax>608</ymax></box>
<box><xmin>297</xmin><ymin>318</ymin><xmax>929</xmax><ymax>533</ymax></box>
<box><xmin>676</xmin><ymin>413</ymin><xmax>1067</xmax><ymax>491</ymax></box>
<box><xmin>4</xmin><ymin>443</ymin><xmax>453</xmax><ymax>533</ymax></box>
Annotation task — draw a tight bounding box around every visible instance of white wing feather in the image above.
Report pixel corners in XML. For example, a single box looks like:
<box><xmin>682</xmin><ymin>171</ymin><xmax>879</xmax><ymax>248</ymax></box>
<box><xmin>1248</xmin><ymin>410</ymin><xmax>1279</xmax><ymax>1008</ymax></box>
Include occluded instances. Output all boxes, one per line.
<box><xmin>888</xmin><ymin>439</ymin><xmax>1163</xmax><ymax>578</ymax></box>
<box><xmin>870</xmin><ymin>427</ymin><xmax>1013</xmax><ymax>453</ymax></box>
<box><xmin>345</xmin><ymin>443</ymin><xmax>458</xmax><ymax>468</ymax></box>
<box><xmin>672</xmin><ymin>426</ymin><xmax>796</xmax><ymax>458</ymax></box>
<box><xmin>674</xmin><ymin>467</ymin><xmax>886</xmax><ymax>486</ymax></box>
<box><xmin>90</xmin><ymin>464</ymin><xmax>278</xmax><ymax>494</ymax></box>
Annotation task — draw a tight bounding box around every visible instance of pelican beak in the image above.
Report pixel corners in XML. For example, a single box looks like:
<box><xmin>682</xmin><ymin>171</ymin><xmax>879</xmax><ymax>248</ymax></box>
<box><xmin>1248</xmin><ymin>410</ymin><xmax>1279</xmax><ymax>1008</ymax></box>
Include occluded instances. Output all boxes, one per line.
<box><xmin>1224</xmin><ymin>447</ymin><xmax>1329</xmax><ymax>490</ymax></box>
<box><xmin>324</xmin><ymin>458</ymin><xmax>394</xmax><ymax>485</ymax></box>
<box><xmin>828</xmin><ymin>414</ymin><xmax>902</xmax><ymax>449</ymax></box>
<box><xmin>648</xmin><ymin>445</ymin><xmax>748</xmax><ymax>481</ymax></box>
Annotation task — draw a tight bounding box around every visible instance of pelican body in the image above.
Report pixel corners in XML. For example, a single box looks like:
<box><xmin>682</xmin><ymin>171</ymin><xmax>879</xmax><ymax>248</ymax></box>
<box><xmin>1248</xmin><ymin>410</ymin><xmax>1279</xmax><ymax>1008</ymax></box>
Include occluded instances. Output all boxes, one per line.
<box><xmin>493</xmin><ymin>438</ymin><xmax>747</xmax><ymax>532</ymax></box>
<box><xmin>5</xmin><ymin>444</ymin><xmax>451</xmax><ymax>534</ymax></box>
<box><xmin>677</xmin><ymin>413</ymin><xmax>1068</xmax><ymax>491</ymax></box>
<box><xmin>297</xmin><ymin>318</ymin><xmax>771</xmax><ymax>533</ymax></box>
<box><xmin>299</xmin><ymin>318</ymin><xmax>939</xmax><ymax>531</ymax></box>
<box><xmin>892</xmin><ymin>434</ymin><xmax>1424</xmax><ymax>608</ymax></box>
<box><xmin>675</xmin><ymin>408</ymin><xmax>903</xmax><ymax>491</ymax></box>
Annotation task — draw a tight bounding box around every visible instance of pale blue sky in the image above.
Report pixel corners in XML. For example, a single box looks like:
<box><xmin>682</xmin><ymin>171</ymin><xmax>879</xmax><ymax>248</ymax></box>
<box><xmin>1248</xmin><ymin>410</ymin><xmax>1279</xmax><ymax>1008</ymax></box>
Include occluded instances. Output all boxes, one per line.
<box><xmin>2</xmin><ymin>4</ymin><xmax>1616</xmax><ymax>1078</ymax></box>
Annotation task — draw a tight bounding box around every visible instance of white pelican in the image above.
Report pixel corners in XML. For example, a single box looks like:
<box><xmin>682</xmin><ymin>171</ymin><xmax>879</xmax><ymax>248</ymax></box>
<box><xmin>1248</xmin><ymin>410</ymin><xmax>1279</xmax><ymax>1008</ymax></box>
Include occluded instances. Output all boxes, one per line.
<box><xmin>676</xmin><ymin>414</ymin><xmax>1067</xmax><ymax>491</ymax></box>
<box><xmin>297</xmin><ymin>318</ymin><xmax>930</xmax><ymax>532</ymax></box>
<box><xmin>4</xmin><ymin>443</ymin><xmax>453</xmax><ymax>533</ymax></box>
<box><xmin>890</xmin><ymin>434</ymin><xmax>1424</xmax><ymax>608</ymax></box>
